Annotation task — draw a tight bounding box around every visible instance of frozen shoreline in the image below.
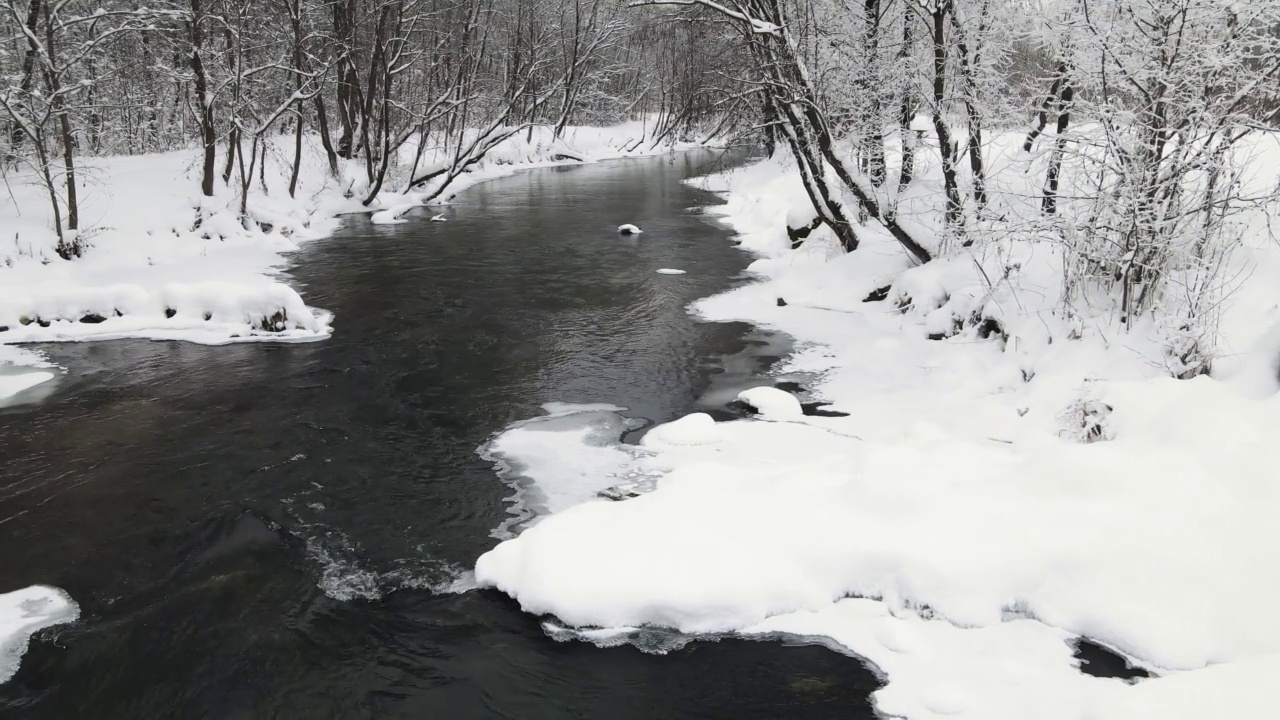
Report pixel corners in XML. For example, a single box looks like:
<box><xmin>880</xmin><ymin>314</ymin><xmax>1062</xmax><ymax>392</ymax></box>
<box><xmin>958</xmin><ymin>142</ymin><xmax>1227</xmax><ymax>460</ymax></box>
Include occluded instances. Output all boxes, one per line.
<box><xmin>0</xmin><ymin>122</ymin><xmax>711</xmax><ymax>401</ymax></box>
<box><xmin>0</xmin><ymin>586</ymin><xmax>78</xmax><ymax>686</ymax></box>
<box><xmin>475</xmin><ymin>142</ymin><xmax>1280</xmax><ymax>718</ymax></box>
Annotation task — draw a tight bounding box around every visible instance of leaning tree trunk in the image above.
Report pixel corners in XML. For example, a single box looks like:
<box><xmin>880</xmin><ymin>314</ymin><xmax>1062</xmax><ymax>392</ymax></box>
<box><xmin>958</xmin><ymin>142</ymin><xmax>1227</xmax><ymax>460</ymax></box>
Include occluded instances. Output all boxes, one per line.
<box><xmin>645</xmin><ymin>0</ymin><xmax>933</xmax><ymax>263</ymax></box>
<box><xmin>31</xmin><ymin>127</ymin><xmax>68</xmax><ymax>254</ymax></box>
<box><xmin>1024</xmin><ymin>66</ymin><xmax>1066</xmax><ymax>152</ymax></box>
<box><xmin>313</xmin><ymin>95</ymin><xmax>339</xmax><ymax>177</ymax></box>
<box><xmin>41</xmin><ymin>0</ymin><xmax>78</xmax><ymax>233</ymax></box>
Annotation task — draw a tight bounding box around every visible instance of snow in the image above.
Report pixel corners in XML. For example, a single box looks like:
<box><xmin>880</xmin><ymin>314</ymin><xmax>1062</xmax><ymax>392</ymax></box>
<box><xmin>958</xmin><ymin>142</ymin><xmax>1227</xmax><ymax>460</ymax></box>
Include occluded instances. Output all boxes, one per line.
<box><xmin>618</xmin><ymin>224</ymin><xmax>643</xmax><ymax>235</ymax></box>
<box><xmin>736</xmin><ymin>386</ymin><xmax>803</xmax><ymax>420</ymax></box>
<box><xmin>639</xmin><ymin>412</ymin><xmax>723</xmax><ymax>448</ymax></box>
<box><xmin>0</xmin><ymin>281</ymin><xmax>330</xmax><ymax>345</ymax></box>
<box><xmin>655</xmin><ymin>268</ymin><xmax>686</xmax><ymax>275</ymax></box>
<box><xmin>1</xmin><ymin>120</ymin><xmax>714</xmax><ymax>385</ymax></box>
<box><xmin>0</xmin><ymin>586</ymin><xmax>78</xmax><ymax>685</ymax></box>
<box><xmin>475</xmin><ymin>133</ymin><xmax>1280</xmax><ymax>718</ymax></box>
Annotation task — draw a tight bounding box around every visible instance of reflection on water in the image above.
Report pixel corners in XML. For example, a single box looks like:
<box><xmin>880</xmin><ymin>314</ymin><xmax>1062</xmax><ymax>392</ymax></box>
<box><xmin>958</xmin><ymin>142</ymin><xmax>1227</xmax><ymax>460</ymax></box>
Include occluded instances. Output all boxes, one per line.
<box><xmin>0</xmin><ymin>151</ymin><xmax>878</xmax><ymax>719</ymax></box>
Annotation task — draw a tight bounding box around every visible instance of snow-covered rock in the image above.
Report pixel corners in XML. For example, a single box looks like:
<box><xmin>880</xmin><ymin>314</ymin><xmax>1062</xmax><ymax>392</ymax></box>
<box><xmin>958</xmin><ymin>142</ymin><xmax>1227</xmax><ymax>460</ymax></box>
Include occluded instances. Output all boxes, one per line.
<box><xmin>0</xmin><ymin>281</ymin><xmax>331</xmax><ymax>345</ymax></box>
<box><xmin>736</xmin><ymin>386</ymin><xmax>803</xmax><ymax>420</ymax></box>
<box><xmin>640</xmin><ymin>413</ymin><xmax>722</xmax><ymax>448</ymax></box>
<box><xmin>618</xmin><ymin>224</ymin><xmax>642</xmax><ymax>235</ymax></box>
<box><xmin>370</xmin><ymin>204</ymin><xmax>415</xmax><ymax>224</ymax></box>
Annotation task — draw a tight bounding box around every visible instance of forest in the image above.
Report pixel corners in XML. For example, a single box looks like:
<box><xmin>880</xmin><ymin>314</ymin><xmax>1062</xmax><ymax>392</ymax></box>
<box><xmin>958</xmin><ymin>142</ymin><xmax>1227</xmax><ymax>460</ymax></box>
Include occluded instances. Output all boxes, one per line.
<box><xmin>5</xmin><ymin>0</ymin><xmax>1279</xmax><ymax>375</ymax></box>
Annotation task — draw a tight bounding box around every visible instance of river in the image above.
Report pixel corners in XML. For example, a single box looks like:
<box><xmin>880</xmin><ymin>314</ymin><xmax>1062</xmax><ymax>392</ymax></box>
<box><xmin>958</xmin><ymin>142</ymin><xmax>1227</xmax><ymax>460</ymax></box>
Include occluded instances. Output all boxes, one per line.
<box><xmin>0</xmin><ymin>151</ymin><xmax>879</xmax><ymax>718</ymax></box>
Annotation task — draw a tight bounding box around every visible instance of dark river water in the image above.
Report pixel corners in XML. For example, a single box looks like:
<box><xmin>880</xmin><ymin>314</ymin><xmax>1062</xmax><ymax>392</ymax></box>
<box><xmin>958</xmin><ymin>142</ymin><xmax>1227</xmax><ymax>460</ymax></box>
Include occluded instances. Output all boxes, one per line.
<box><xmin>0</xmin><ymin>151</ymin><xmax>879</xmax><ymax>718</ymax></box>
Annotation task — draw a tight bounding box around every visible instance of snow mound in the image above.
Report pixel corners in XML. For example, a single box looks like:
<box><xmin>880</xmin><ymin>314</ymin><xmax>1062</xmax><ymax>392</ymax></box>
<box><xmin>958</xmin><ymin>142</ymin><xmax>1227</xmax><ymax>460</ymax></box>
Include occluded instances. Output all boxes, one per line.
<box><xmin>476</xmin><ymin>396</ymin><xmax>1280</xmax><ymax>714</ymax></box>
<box><xmin>0</xmin><ymin>281</ymin><xmax>332</xmax><ymax>345</ymax></box>
<box><xmin>370</xmin><ymin>204</ymin><xmax>416</xmax><ymax>224</ymax></box>
<box><xmin>640</xmin><ymin>413</ymin><xmax>723</xmax><ymax>448</ymax></box>
<box><xmin>1</xmin><ymin>586</ymin><xmax>78</xmax><ymax>685</ymax></box>
<box><xmin>618</xmin><ymin>224</ymin><xmax>643</xmax><ymax>235</ymax></box>
<box><xmin>743</xmin><ymin>599</ymin><xmax>1243</xmax><ymax>720</ymax></box>
<box><xmin>737</xmin><ymin>386</ymin><xmax>803</xmax><ymax>420</ymax></box>
<box><xmin>656</xmin><ymin>268</ymin><xmax>687</xmax><ymax>275</ymax></box>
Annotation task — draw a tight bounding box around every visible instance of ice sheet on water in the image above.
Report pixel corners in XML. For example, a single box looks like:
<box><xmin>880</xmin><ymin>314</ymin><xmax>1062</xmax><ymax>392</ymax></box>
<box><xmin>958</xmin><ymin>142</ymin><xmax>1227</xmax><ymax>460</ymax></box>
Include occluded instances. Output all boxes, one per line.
<box><xmin>1</xmin><ymin>585</ymin><xmax>78</xmax><ymax>685</ymax></box>
<box><xmin>480</xmin><ymin>402</ymin><xmax>653</xmax><ymax>538</ymax></box>
<box><xmin>542</xmin><ymin>620</ymin><xmax>699</xmax><ymax>655</ymax></box>
<box><xmin>0</xmin><ymin>346</ymin><xmax>58</xmax><ymax>403</ymax></box>
<box><xmin>0</xmin><ymin>369</ymin><xmax>56</xmax><ymax>403</ymax></box>
<box><xmin>539</xmin><ymin>401</ymin><xmax>628</xmax><ymax>416</ymax></box>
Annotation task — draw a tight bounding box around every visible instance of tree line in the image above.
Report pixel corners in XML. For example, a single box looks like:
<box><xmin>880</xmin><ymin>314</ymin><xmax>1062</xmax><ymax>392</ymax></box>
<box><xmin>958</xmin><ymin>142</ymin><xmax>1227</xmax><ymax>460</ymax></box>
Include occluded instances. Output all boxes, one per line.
<box><xmin>6</xmin><ymin>0</ymin><xmax>1280</xmax><ymax>373</ymax></box>
<box><xmin>635</xmin><ymin>0</ymin><xmax>1280</xmax><ymax>375</ymax></box>
<box><xmin>1</xmin><ymin>0</ymin><xmax>748</xmax><ymax>256</ymax></box>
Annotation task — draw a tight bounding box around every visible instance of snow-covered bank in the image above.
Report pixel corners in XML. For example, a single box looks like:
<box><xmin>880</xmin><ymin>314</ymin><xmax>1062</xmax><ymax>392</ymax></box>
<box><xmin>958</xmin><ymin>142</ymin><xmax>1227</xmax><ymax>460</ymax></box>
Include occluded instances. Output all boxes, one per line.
<box><xmin>474</xmin><ymin>139</ymin><xmax>1280</xmax><ymax>717</ymax></box>
<box><xmin>0</xmin><ymin>586</ymin><xmax>78</xmax><ymax>685</ymax></box>
<box><xmin>0</xmin><ymin>121</ymin><xmax>712</xmax><ymax>381</ymax></box>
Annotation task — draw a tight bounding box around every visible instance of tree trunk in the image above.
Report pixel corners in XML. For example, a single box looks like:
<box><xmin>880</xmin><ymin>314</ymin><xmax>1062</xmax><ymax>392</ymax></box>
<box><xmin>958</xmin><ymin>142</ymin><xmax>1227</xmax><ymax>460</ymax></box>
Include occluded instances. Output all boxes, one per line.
<box><xmin>313</xmin><ymin>95</ymin><xmax>340</xmax><ymax>177</ymax></box>
<box><xmin>334</xmin><ymin>0</ymin><xmax>360</xmax><ymax>158</ymax></box>
<box><xmin>953</xmin><ymin>17</ymin><xmax>987</xmax><ymax>210</ymax></box>
<box><xmin>762</xmin><ymin>91</ymin><xmax>779</xmax><ymax>156</ymax></box>
<box><xmin>861</xmin><ymin>0</ymin><xmax>886</xmax><ymax>187</ymax></box>
<box><xmin>896</xmin><ymin>7</ymin><xmax>916</xmax><ymax>195</ymax></box>
<box><xmin>32</xmin><ymin>127</ymin><xmax>68</xmax><ymax>255</ymax></box>
<box><xmin>1024</xmin><ymin>68</ymin><xmax>1065</xmax><ymax>152</ymax></box>
<box><xmin>1042</xmin><ymin>76</ymin><xmax>1072</xmax><ymax>215</ymax></box>
<box><xmin>220</xmin><ymin>24</ymin><xmax>241</xmax><ymax>186</ymax></box>
<box><xmin>8</xmin><ymin>0</ymin><xmax>44</xmax><ymax>154</ymax></box>
<box><xmin>288</xmin><ymin>0</ymin><xmax>305</xmax><ymax>197</ymax></box>
<box><xmin>363</xmin><ymin>2</ymin><xmax>400</xmax><ymax>205</ymax></box>
<box><xmin>928</xmin><ymin>3</ymin><xmax>962</xmax><ymax>231</ymax></box>
<box><xmin>41</xmin><ymin>0</ymin><xmax>78</xmax><ymax>231</ymax></box>
<box><xmin>189</xmin><ymin>0</ymin><xmax>216</xmax><ymax>197</ymax></box>
<box><xmin>222</xmin><ymin>126</ymin><xmax>239</xmax><ymax>184</ymax></box>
